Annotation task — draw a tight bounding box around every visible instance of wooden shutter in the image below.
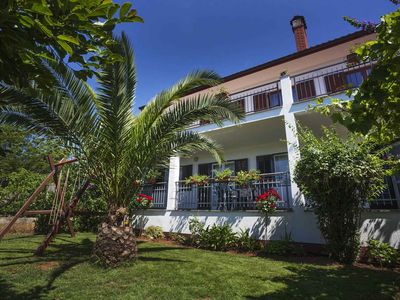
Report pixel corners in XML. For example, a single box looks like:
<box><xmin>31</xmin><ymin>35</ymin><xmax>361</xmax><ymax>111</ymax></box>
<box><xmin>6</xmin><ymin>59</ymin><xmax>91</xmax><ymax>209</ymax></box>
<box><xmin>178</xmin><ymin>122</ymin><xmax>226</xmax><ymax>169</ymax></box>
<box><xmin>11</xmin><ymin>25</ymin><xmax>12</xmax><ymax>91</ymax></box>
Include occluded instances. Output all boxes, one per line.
<box><xmin>235</xmin><ymin>98</ymin><xmax>245</xmax><ymax>113</ymax></box>
<box><xmin>324</xmin><ymin>73</ymin><xmax>345</xmax><ymax>93</ymax></box>
<box><xmin>296</xmin><ymin>79</ymin><xmax>316</xmax><ymax>101</ymax></box>
<box><xmin>253</xmin><ymin>92</ymin><xmax>268</xmax><ymax>111</ymax></box>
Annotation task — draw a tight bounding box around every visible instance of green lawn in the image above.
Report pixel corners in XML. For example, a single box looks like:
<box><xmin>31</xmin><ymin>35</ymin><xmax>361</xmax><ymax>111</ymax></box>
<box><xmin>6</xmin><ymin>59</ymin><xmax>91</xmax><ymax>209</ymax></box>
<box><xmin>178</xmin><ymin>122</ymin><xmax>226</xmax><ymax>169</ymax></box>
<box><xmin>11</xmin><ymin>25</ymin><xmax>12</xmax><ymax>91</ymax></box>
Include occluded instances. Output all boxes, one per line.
<box><xmin>0</xmin><ymin>233</ymin><xmax>399</xmax><ymax>300</ymax></box>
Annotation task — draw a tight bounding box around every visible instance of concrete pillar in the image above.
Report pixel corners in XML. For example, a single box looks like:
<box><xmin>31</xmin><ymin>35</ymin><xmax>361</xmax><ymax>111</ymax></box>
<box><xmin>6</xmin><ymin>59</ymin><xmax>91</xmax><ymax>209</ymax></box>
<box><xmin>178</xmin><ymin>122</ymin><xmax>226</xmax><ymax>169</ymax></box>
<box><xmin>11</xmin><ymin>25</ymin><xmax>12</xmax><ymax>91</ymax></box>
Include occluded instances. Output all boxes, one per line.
<box><xmin>280</xmin><ymin>74</ymin><xmax>304</xmax><ymax>206</ymax></box>
<box><xmin>167</xmin><ymin>156</ymin><xmax>180</xmax><ymax>210</ymax></box>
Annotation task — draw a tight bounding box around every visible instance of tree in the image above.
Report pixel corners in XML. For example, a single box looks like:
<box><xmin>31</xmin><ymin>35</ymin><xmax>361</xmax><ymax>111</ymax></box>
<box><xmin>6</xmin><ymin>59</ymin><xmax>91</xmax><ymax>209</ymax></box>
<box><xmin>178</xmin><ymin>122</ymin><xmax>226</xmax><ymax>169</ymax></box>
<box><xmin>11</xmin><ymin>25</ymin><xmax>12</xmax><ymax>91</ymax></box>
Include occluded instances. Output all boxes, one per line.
<box><xmin>325</xmin><ymin>2</ymin><xmax>400</xmax><ymax>144</ymax></box>
<box><xmin>0</xmin><ymin>0</ymin><xmax>143</xmax><ymax>87</ymax></box>
<box><xmin>294</xmin><ymin>127</ymin><xmax>387</xmax><ymax>263</ymax></box>
<box><xmin>0</xmin><ymin>33</ymin><xmax>243</xmax><ymax>266</ymax></box>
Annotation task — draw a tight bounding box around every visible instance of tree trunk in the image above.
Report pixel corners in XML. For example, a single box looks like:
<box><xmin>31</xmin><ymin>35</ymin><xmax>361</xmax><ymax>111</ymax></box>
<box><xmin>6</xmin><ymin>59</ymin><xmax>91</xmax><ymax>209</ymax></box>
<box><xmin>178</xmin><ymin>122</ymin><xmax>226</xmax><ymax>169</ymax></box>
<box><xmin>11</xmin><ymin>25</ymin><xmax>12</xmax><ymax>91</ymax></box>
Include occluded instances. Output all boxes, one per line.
<box><xmin>92</xmin><ymin>209</ymin><xmax>137</xmax><ymax>267</ymax></box>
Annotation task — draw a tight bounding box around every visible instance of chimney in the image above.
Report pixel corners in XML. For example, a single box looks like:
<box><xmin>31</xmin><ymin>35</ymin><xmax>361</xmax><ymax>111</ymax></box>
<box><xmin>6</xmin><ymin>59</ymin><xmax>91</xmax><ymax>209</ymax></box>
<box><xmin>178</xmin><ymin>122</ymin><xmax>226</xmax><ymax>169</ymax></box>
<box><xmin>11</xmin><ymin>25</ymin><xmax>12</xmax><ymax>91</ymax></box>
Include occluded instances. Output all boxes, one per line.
<box><xmin>290</xmin><ymin>16</ymin><xmax>308</xmax><ymax>52</ymax></box>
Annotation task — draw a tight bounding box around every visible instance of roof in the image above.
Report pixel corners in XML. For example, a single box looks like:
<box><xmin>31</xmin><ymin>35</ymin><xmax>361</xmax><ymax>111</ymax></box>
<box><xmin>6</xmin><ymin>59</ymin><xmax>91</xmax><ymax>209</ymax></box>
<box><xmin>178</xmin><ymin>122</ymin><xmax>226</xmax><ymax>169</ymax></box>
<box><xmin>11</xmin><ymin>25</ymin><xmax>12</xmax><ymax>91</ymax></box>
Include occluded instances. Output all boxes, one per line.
<box><xmin>186</xmin><ymin>30</ymin><xmax>372</xmax><ymax>96</ymax></box>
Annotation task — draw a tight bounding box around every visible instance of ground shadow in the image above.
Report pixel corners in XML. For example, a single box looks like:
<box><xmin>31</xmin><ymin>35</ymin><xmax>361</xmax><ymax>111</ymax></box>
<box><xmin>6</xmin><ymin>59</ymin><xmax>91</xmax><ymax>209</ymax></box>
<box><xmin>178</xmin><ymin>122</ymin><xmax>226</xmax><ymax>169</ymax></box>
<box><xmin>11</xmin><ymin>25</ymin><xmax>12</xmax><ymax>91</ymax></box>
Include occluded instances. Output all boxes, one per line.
<box><xmin>0</xmin><ymin>237</ymin><xmax>93</xmax><ymax>299</ymax></box>
<box><xmin>245</xmin><ymin>264</ymin><xmax>400</xmax><ymax>299</ymax></box>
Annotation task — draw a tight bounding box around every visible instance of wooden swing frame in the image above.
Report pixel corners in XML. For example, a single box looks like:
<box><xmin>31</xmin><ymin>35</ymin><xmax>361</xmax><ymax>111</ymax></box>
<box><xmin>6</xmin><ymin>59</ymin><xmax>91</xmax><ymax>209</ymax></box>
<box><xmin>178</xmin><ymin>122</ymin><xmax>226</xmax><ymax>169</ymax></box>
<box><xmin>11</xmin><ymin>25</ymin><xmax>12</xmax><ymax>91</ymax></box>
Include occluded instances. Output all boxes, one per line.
<box><xmin>0</xmin><ymin>155</ymin><xmax>90</xmax><ymax>256</ymax></box>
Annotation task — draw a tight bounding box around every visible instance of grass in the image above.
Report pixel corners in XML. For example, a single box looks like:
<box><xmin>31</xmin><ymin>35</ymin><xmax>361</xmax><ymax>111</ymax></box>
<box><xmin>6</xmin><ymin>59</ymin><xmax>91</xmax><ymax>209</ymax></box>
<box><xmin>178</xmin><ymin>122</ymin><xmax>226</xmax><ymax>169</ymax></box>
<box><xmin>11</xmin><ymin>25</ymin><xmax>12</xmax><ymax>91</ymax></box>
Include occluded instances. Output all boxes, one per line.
<box><xmin>0</xmin><ymin>233</ymin><xmax>399</xmax><ymax>299</ymax></box>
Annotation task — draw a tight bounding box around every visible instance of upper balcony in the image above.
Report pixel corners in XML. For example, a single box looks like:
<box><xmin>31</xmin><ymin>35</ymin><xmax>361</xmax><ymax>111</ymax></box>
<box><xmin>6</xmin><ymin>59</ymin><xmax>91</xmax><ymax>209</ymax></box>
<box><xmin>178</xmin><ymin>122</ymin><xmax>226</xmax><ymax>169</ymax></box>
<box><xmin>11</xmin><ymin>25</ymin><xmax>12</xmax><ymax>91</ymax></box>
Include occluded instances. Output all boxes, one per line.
<box><xmin>189</xmin><ymin>60</ymin><xmax>373</xmax><ymax>132</ymax></box>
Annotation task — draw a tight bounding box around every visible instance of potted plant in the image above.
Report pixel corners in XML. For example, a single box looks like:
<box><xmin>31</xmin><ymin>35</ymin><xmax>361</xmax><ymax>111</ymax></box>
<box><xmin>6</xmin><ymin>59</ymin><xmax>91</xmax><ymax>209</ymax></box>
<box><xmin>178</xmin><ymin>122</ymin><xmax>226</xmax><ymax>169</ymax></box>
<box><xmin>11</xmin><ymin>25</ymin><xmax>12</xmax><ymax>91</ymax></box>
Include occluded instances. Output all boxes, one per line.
<box><xmin>185</xmin><ymin>174</ymin><xmax>209</xmax><ymax>186</ymax></box>
<box><xmin>129</xmin><ymin>193</ymin><xmax>154</xmax><ymax>236</ymax></box>
<box><xmin>145</xmin><ymin>169</ymin><xmax>161</xmax><ymax>185</ymax></box>
<box><xmin>255</xmin><ymin>188</ymin><xmax>281</xmax><ymax>247</ymax></box>
<box><xmin>235</xmin><ymin>170</ymin><xmax>261</xmax><ymax>188</ymax></box>
<box><xmin>214</xmin><ymin>168</ymin><xmax>233</xmax><ymax>182</ymax></box>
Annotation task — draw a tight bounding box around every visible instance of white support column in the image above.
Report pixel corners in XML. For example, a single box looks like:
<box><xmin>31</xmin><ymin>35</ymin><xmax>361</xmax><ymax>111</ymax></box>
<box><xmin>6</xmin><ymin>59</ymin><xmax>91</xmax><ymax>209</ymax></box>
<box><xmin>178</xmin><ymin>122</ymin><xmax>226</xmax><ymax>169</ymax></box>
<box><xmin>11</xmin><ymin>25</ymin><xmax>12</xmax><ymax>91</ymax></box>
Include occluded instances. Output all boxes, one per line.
<box><xmin>280</xmin><ymin>74</ymin><xmax>304</xmax><ymax>206</ymax></box>
<box><xmin>167</xmin><ymin>156</ymin><xmax>180</xmax><ymax>210</ymax></box>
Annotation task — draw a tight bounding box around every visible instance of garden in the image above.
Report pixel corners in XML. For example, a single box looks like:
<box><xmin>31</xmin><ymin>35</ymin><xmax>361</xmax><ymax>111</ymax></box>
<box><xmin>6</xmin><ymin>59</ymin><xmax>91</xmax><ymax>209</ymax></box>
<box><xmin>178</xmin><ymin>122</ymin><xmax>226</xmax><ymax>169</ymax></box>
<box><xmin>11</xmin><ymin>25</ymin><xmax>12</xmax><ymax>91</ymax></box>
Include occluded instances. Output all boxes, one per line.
<box><xmin>1</xmin><ymin>1</ymin><xmax>400</xmax><ymax>299</ymax></box>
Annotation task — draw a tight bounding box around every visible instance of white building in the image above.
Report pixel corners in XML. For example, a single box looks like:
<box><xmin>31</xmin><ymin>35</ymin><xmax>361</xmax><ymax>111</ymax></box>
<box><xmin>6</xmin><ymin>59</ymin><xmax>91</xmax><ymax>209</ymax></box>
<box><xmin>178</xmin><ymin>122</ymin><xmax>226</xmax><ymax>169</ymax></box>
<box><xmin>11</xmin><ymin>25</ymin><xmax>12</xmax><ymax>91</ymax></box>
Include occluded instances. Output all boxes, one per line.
<box><xmin>142</xmin><ymin>16</ymin><xmax>400</xmax><ymax>249</ymax></box>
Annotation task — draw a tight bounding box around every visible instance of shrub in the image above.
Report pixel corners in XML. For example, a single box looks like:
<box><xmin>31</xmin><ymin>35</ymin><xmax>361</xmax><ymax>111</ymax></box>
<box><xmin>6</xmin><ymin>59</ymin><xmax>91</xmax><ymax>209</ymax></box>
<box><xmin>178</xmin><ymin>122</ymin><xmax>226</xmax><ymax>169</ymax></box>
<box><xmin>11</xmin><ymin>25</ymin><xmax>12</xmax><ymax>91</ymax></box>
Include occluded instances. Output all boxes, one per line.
<box><xmin>144</xmin><ymin>226</ymin><xmax>164</xmax><ymax>240</ymax></box>
<box><xmin>294</xmin><ymin>127</ymin><xmax>387</xmax><ymax>263</ymax></box>
<box><xmin>201</xmin><ymin>223</ymin><xmax>237</xmax><ymax>251</ymax></box>
<box><xmin>366</xmin><ymin>239</ymin><xmax>399</xmax><ymax>268</ymax></box>
<box><xmin>266</xmin><ymin>240</ymin><xmax>293</xmax><ymax>256</ymax></box>
<box><xmin>236</xmin><ymin>229</ymin><xmax>260</xmax><ymax>252</ymax></box>
<box><xmin>188</xmin><ymin>218</ymin><xmax>236</xmax><ymax>251</ymax></box>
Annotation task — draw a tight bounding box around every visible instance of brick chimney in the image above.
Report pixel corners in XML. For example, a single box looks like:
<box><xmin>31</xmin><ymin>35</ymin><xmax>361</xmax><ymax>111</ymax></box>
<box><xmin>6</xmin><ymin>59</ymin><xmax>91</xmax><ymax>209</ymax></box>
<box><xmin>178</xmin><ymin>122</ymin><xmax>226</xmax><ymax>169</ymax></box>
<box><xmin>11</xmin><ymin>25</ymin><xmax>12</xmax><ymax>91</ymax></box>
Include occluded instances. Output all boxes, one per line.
<box><xmin>290</xmin><ymin>16</ymin><xmax>308</xmax><ymax>52</ymax></box>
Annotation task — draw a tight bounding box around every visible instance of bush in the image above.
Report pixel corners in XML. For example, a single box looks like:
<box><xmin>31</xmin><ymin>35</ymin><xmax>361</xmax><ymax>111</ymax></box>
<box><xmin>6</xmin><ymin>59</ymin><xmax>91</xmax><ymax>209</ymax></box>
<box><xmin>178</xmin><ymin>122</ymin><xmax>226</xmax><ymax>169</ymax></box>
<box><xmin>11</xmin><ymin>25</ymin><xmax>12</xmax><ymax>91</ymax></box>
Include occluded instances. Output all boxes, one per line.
<box><xmin>294</xmin><ymin>127</ymin><xmax>387</xmax><ymax>263</ymax></box>
<box><xmin>236</xmin><ymin>229</ymin><xmax>260</xmax><ymax>252</ymax></box>
<box><xmin>366</xmin><ymin>239</ymin><xmax>399</xmax><ymax>268</ymax></box>
<box><xmin>144</xmin><ymin>226</ymin><xmax>164</xmax><ymax>240</ymax></box>
<box><xmin>266</xmin><ymin>240</ymin><xmax>293</xmax><ymax>256</ymax></box>
<box><xmin>188</xmin><ymin>218</ymin><xmax>236</xmax><ymax>251</ymax></box>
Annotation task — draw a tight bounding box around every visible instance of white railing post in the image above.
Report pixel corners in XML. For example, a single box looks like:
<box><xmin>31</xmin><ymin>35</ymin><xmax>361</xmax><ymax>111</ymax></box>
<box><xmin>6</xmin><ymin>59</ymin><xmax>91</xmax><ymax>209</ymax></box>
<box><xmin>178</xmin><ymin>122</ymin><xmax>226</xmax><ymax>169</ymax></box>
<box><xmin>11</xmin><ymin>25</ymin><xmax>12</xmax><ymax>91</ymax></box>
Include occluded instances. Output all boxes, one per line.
<box><xmin>167</xmin><ymin>156</ymin><xmax>180</xmax><ymax>210</ymax></box>
<box><xmin>280</xmin><ymin>74</ymin><xmax>305</xmax><ymax>206</ymax></box>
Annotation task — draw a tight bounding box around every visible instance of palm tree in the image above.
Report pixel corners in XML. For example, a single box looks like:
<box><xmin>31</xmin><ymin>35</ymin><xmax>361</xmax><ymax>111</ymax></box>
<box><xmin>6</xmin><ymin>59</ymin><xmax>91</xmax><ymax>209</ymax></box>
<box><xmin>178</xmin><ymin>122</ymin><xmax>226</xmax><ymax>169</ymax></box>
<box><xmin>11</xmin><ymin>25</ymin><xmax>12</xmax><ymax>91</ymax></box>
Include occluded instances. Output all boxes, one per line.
<box><xmin>0</xmin><ymin>33</ymin><xmax>243</xmax><ymax>265</ymax></box>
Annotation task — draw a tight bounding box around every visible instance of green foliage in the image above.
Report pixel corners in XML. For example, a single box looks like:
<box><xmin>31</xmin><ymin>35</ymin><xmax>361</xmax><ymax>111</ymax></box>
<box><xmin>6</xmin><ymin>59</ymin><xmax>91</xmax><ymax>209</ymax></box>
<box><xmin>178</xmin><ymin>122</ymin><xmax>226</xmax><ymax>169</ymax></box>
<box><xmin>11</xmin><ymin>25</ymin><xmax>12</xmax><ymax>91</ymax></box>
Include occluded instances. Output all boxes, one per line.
<box><xmin>0</xmin><ymin>125</ymin><xmax>66</xmax><ymax>176</ymax></box>
<box><xmin>0</xmin><ymin>168</ymin><xmax>50</xmax><ymax>215</ymax></box>
<box><xmin>188</xmin><ymin>218</ymin><xmax>259</xmax><ymax>252</ymax></box>
<box><xmin>235</xmin><ymin>229</ymin><xmax>261</xmax><ymax>252</ymax></box>
<box><xmin>144</xmin><ymin>226</ymin><xmax>164</xmax><ymax>240</ymax></box>
<box><xmin>0</xmin><ymin>35</ymin><xmax>244</xmax><ymax>213</ymax></box>
<box><xmin>324</xmin><ymin>3</ymin><xmax>400</xmax><ymax>144</ymax></box>
<box><xmin>235</xmin><ymin>170</ymin><xmax>260</xmax><ymax>187</ymax></box>
<box><xmin>0</xmin><ymin>0</ymin><xmax>143</xmax><ymax>86</ymax></box>
<box><xmin>213</xmin><ymin>168</ymin><xmax>233</xmax><ymax>182</ymax></box>
<box><xmin>294</xmin><ymin>126</ymin><xmax>387</xmax><ymax>263</ymax></box>
<box><xmin>367</xmin><ymin>239</ymin><xmax>399</xmax><ymax>268</ymax></box>
<box><xmin>266</xmin><ymin>240</ymin><xmax>293</xmax><ymax>256</ymax></box>
<box><xmin>185</xmin><ymin>175</ymin><xmax>209</xmax><ymax>185</ymax></box>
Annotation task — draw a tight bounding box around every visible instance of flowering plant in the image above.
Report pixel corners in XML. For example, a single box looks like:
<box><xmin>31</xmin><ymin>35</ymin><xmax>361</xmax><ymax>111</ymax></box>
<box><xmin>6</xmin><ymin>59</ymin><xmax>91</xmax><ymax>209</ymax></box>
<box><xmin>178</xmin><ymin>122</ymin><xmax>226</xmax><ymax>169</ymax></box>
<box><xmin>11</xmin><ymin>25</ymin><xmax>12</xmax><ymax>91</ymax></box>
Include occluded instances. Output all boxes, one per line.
<box><xmin>185</xmin><ymin>174</ymin><xmax>209</xmax><ymax>186</ymax></box>
<box><xmin>255</xmin><ymin>188</ymin><xmax>281</xmax><ymax>214</ymax></box>
<box><xmin>130</xmin><ymin>193</ymin><xmax>153</xmax><ymax>210</ymax></box>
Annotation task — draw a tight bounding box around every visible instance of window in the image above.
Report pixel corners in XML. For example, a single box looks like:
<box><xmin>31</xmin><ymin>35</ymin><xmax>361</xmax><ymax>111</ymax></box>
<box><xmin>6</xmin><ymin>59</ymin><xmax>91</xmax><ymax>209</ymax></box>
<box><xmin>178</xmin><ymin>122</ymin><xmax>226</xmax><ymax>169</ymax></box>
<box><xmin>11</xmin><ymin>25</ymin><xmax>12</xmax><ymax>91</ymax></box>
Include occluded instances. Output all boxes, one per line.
<box><xmin>253</xmin><ymin>92</ymin><xmax>268</xmax><ymax>111</ymax></box>
<box><xmin>256</xmin><ymin>155</ymin><xmax>274</xmax><ymax>174</ymax></box>
<box><xmin>344</xmin><ymin>70</ymin><xmax>364</xmax><ymax>88</ymax></box>
<box><xmin>234</xmin><ymin>159</ymin><xmax>248</xmax><ymax>174</ymax></box>
<box><xmin>256</xmin><ymin>154</ymin><xmax>289</xmax><ymax>174</ymax></box>
<box><xmin>180</xmin><ymin>165</ymin><xmax>193</xmax><ymax>181</ymax></box>
<box><xmin>268</xmin><ymin>91</ymin><xmax>281</xmax><ymax>108</ymax></box>
<box><xmin>198</xmin><ymin>163</ymin><xmax>213</xmax><ymax>177</ymax></box>
<box><xmin>234</xmin><ymin>98</ymin><xmax>245</xmax><ymax>113</ymax></box>
<box><xmin>324</xmin><ymin>73</ymin><xmax>346</xmax><ymax>93</ymax></box>
<box><xmin>295</xmin><ymin>79</ymin><xmax>316</xmax><ymax>101</ymax></box>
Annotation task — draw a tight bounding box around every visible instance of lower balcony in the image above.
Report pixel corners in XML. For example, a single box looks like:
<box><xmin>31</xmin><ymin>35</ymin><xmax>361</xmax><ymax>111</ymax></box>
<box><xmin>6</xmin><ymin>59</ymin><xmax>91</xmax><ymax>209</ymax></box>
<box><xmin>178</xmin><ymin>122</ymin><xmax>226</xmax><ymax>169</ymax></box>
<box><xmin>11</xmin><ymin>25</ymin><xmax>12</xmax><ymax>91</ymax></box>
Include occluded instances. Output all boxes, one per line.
<box><xmin>141</xmin><ymin>182</ymin><xmax>168</xmax><ymax>209</ymax></box>
<box><xmin>176</xmin><ymin>172</ymin><xmax>291</xmax><ymax>211</ymax></box>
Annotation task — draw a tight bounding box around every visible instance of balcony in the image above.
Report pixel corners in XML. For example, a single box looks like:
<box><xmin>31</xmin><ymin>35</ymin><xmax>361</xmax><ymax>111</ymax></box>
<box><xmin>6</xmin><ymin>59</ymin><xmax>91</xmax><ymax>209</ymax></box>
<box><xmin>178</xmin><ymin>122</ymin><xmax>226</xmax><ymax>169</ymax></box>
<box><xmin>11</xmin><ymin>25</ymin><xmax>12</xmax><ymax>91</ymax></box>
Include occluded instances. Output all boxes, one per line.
<box><xmin>292</xmin><ymin>60</ymin><xmax>374</xmax><ymax>102</ymax></box>
<box><xmin>141</xmin><ymin>182</ymin><xmax>168</xmax><ymax>209</ymax></box>
<box><xmin>176</xmin><ymin>172</ymin><xmax>291</xmax><ymax>211</ymax></box>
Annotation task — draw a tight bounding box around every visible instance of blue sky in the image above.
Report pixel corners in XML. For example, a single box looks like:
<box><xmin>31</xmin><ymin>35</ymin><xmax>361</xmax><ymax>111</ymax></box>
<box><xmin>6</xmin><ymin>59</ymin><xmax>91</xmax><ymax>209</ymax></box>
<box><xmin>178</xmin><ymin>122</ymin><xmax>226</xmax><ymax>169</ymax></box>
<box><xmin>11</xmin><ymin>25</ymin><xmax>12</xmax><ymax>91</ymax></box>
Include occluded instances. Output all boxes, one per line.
<box><xmin>94</xmin><ymin>0</ymin><xmax>395</xmax><ymax>109</ymax></box>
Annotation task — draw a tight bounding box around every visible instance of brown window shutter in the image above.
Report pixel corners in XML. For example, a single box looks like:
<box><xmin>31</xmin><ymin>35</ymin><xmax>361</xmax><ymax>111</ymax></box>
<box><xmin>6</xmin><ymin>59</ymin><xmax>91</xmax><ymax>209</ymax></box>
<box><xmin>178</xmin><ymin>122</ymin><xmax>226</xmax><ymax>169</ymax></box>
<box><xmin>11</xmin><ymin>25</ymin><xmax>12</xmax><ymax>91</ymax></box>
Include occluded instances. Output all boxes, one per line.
<box><xmin>324</xmin><ymin>73</ymin><xmax>345</xmax><ymax>93</ymax></box>
<box><xmin>253</xmin><ymin>92</ymin><xmax>268</xmax><ymax>111</ymax></box>
<box><xmin>296</xmin><ymin>79</ymin><xmax>316</xmax><ymax>101</ymax></box>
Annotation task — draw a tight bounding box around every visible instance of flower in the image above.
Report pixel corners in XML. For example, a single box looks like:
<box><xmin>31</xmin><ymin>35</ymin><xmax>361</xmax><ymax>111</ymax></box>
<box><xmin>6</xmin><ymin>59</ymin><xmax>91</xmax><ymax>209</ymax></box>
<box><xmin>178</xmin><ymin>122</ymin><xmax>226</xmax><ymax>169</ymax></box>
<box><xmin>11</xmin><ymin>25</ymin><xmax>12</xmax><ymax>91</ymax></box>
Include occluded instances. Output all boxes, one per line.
<box><xmin>130</xmin><ymin>193</ymin><xmax>154</xmax><ymax>210</ymax></box>
<box><xmin>255</xmin><ymin>189</ymin><xmax>281</xmax><ymax>214</ymax></box>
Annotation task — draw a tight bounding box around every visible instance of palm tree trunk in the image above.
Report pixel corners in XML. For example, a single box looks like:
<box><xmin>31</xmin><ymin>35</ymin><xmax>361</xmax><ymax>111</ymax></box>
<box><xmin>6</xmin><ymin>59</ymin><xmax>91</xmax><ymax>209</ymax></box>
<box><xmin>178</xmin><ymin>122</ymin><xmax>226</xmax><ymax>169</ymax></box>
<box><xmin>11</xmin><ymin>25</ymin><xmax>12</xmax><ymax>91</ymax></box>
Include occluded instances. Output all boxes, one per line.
<box><xmin>92</xmin><ymin>206</ymin><xmax>137</xmax><ymax>267</ymax></box>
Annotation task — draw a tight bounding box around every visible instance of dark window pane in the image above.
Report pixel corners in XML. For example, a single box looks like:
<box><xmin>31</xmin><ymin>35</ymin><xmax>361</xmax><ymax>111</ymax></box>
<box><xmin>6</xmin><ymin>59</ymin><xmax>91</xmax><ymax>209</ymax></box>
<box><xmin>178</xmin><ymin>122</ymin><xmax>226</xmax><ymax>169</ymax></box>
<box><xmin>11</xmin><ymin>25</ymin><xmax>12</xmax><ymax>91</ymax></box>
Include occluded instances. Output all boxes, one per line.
<box><xmin>234</xmin><ymin>159</ymin><xmax>248</xmax><ymax>174</ymax></box>
<box><xmin>198</xmin><ymin>163</ymin><xmax>213</xmax><ymax>176</ymax></box>
<box><xmin>256</xmin><ymin>155</ymin><xmax>274</xmax><ymax>174</ymax></box>
<box><xmin>180</xmin><ymin>165</ymin><xmax>193</xmax><ymax>180</ymax></box>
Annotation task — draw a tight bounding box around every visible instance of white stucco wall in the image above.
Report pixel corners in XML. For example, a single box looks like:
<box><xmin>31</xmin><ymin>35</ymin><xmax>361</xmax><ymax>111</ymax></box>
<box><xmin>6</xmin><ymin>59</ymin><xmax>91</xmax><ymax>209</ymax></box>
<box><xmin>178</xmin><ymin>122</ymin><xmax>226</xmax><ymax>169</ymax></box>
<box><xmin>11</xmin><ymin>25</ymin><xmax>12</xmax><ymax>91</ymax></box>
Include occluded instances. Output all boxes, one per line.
<box><xmin>141</xmin><ymin>209</ymin><xmax>400</xmax><ymax>248</ymax></box>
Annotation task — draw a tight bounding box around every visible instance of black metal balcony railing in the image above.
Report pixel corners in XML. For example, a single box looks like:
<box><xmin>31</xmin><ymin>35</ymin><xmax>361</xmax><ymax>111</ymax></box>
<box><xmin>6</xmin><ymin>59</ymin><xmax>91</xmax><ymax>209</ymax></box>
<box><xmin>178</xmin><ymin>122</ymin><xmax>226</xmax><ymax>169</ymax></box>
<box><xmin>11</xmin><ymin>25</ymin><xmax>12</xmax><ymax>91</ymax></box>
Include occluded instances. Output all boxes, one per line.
<box><xmin>176</xmin><ymin>172</ymin><xmax>291</xmax><ymax>211</ymax></box>
<box><xmin>141</xmin><ymin>182</ymin><xmax>168</xmax><ymax>209</ymax></box>
<box><xmin>292</xmin><ymin>60</ymin><xmax>374</xmax><ymax>102</ymax></box>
